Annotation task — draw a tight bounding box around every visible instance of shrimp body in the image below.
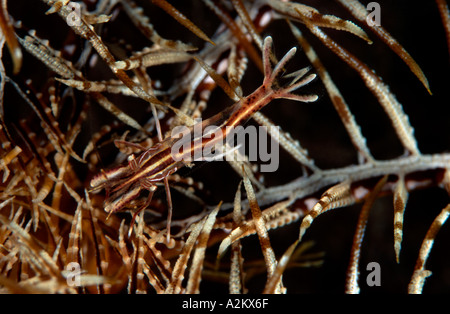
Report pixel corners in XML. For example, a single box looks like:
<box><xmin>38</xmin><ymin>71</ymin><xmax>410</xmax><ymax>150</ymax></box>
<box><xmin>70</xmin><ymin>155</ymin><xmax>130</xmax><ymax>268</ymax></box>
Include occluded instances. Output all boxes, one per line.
<box><xmin>90</xmin><ymin>36</ymin><xmax>318</xmax><ymax>235</ymax></box>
